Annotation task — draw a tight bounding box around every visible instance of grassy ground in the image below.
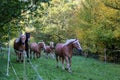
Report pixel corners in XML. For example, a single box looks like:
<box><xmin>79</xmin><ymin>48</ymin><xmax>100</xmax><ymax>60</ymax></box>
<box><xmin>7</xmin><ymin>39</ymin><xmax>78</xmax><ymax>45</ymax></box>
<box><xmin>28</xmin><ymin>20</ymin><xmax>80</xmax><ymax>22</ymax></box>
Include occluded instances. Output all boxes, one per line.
<box><xmin>0</xmin><ymin>48</ymin><xmax>120</xmax><ymax>80</ymax></box>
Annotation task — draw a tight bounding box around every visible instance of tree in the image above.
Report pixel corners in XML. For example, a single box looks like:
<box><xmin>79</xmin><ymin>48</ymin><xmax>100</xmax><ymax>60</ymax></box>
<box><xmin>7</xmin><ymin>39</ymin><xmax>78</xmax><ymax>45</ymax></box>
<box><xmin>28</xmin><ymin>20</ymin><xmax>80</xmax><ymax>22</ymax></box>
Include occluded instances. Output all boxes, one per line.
<box><xmin>0</xmin><ymin>0</ymin><xmax>51</xmax><ymax>43</ymax></box>
<box><xmin>68</xmin><ymin>0</ymin><xmax>120</xmax><ymax>62</ymax></box>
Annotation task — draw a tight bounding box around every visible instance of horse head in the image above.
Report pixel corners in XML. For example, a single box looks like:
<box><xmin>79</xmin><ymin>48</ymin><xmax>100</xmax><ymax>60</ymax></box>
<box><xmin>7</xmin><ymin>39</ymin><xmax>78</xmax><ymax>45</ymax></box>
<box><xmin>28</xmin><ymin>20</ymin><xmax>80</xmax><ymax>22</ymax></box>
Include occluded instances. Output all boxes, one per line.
<box><xmin>20</xmin><ymin>34</ymin><xmax>26</xmax><ymax>45</ymax></box>
<box><xmin>25</xmin><ymin>32</ymin><xmax>30</xmax><ymax>41</ymax></box>
<box><xmin>50</xmin><ymin>42</ymin><xmax>54</xmax><ymax>49</ymax></box>
<box><xmin>38</xmin><ymin>42</ymin><xmax>46</xmax><ymax>50</ymax></box>
<box><xmin>72</xmin><ymin>39</ymin><xmax>82</xmax><ymax>53</ymax></box>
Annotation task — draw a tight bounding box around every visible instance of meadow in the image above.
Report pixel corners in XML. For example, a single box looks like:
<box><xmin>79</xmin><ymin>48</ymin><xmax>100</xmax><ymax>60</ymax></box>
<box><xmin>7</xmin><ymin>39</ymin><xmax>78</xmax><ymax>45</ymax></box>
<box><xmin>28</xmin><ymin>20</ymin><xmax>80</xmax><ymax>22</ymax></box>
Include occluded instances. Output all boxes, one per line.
<box><xmin>0</xmin><ymin>48</ymin><xmax>120</xmax><ymax>80</ymax></box>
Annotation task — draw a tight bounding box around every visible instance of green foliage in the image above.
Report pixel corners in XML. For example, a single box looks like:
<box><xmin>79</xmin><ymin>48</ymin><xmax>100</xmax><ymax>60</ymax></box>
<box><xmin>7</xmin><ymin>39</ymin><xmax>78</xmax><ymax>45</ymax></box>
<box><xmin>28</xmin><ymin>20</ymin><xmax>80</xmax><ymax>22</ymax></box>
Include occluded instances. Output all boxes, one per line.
<box><xmin>0</xmin><ymin>0</ymin><xmax>51</xmax><ymax>44</ymax></box>
<box><xmin>69</xmin><ymin>0</ymin><xmax>120</xmax><ymax>54</ymax></box>
<box><xmin>28</xmin><ymin>0</ymin><xmax>78</xmax><ymax>43</ymax></box>
<box><xmin>0</xmin><ymin>0</ymin><xmax>120</xmax><ymax>62</ymax></box>
<box><xmin>103</xmin><ymin>0</ymin><xmax>120</xmax><ymax>10</ymax></box>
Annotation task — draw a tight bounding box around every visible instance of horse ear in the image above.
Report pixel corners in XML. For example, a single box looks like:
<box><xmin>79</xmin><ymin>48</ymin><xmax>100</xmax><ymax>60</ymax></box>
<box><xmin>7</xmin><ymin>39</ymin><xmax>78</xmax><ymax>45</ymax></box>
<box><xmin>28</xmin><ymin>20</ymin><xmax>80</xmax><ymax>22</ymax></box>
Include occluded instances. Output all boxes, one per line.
<box><xmin>75</xmin><ymin>39</ymin><xmax>77</xmax><ymax>41</ymax></box>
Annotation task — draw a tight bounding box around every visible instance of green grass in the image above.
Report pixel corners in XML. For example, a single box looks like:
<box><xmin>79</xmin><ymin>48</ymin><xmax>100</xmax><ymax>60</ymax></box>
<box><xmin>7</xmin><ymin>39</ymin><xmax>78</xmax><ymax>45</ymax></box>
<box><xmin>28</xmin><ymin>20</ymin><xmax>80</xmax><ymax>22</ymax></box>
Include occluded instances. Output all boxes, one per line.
<box><xmin>0</xmin><ymin>48</ymin><xmax>120</xmax><ymax>80</ymax></box>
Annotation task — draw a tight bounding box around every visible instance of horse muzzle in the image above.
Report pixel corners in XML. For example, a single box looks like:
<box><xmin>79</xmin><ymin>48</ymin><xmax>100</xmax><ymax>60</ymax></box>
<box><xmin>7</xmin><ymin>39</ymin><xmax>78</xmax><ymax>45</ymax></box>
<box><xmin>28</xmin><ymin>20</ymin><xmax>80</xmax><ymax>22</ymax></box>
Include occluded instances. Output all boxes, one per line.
<box><xmin>77</xmin><ymin>49</ymin><xmax>82</xmax><ymax>53</ymax></box>
<box><xmin>22</xmin><ymin>42</ymin><xmax>25</xmax><ymax>45</ymax></box>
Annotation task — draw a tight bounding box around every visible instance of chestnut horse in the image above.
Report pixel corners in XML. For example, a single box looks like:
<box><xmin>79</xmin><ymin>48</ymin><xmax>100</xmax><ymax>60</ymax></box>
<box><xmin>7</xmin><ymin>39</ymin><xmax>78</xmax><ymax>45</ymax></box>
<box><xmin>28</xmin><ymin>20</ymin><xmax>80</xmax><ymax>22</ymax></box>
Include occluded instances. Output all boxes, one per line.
<box><xmin>55</xmin><ymin>39</ymin><xmax>82</xmax><ymax>72</ymax></box>
<box><xmin>30</xmin><ymin>42</ymin><xmax>46</xmax><ymax>59</ymax></box>
<box><xmin>44</xmin><ymin>42</ymin><xmax>55</xmax><ymax>59</ymax></box>
<box><xmin>14</xmin><ymin>34</ymin><xmax>26</xmax><ymax>62</ymax></box>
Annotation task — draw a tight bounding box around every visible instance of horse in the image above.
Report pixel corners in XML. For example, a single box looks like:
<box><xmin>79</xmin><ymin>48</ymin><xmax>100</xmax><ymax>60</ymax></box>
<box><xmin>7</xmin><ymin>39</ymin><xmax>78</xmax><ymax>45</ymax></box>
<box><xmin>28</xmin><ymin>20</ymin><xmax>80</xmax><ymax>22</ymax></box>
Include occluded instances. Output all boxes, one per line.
<box><xmin>30</xmin><ymin>42</ymin><xmax>46</xmax><ymax>59</ymax></box>
<box><xmin>25</xmin><ymin>32</ymin><xmax>30</xmax><ymax>59</ymax></box>
<box><xmin>55</xmin><ymin>39</ymin><xmax>82</xmax><ymax>72</ymax></box>
<box><xmin>44</xmin><ymin>42</ymin><xmax>55</xmax><ymax>59</ymax></box>
<box><xmin>14</xmin><ymin>34</ymin><xmax>26</xmax><ymax>62</ymax></box>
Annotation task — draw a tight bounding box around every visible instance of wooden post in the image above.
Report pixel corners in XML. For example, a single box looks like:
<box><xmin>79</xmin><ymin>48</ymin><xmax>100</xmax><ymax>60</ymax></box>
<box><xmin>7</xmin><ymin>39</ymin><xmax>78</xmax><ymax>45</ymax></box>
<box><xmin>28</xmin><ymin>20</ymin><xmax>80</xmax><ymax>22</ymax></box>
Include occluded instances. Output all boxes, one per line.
<box><xmin>23</xmin><ymin>50</ymin><xmax>27</xmax><ymax>80</ymax></box>
<box><xmin>6</xmin><ymin>25</ymin><xmax>11</xmax><ymax>76</ymax></box>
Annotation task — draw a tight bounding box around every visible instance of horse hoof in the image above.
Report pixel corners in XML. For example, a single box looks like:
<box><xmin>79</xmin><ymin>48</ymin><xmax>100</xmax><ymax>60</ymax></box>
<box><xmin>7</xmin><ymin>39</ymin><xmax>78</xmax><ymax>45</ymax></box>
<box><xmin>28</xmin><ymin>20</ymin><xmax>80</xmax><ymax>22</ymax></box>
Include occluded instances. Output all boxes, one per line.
<box><xmin>68</xmin><ymin>70</ymin><xmax>72</xmax><ymax>73</ymax></box>
<box><xmin>65</xmin><ymin>68</ymin><xmax>68</xmax><ymax>70</ymax></box>
<box><xmin>27</xmin><ymin>60</ymin><xmax>29</xmax><ymax>62</ymax></box>
<box><xmin>21</xmin><ymin>60</ymin><xmax>23</xmax><ymax>62</ymax></box>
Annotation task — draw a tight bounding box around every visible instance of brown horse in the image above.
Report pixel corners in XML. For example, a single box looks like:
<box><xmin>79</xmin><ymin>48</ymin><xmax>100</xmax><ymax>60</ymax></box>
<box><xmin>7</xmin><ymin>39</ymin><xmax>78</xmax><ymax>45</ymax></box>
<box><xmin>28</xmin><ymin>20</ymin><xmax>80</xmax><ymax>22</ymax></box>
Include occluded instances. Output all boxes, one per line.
<box><xmin>55</xmin><ymin>39</ymin><xmax>82</xmax><ymax>72</ymax></box>
<box><xmin>44</xmin><ymin>42</ymin><xmax>55</xmax><ymax>59</ymax></box>
<box><xmin>14</xmin><ymin>34</ymin><xmax>26</xmax><ymax>62</ymax></box>
<box><xmin>30</xmin><ymin>42</ymin><xmax>46</xmax><ymax>59</ymax></box>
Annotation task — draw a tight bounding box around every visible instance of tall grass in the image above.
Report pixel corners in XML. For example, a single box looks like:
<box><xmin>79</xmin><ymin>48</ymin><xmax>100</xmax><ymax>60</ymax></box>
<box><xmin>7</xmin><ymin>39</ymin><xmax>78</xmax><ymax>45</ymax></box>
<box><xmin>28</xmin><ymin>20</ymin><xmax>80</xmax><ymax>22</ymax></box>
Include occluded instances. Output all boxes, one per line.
<box><xmin>0</xmin><ymin>48</ymin><xmax>120</xmax><ymax>80</ymax></box>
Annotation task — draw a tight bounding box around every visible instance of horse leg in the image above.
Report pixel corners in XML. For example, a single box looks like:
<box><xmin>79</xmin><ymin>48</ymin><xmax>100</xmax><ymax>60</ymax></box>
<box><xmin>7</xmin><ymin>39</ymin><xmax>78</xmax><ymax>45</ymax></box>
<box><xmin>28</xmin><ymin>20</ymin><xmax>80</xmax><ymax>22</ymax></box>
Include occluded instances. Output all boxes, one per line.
<box><xmin>56</xmin><ymin>54</ymin><xmax>59</xmax><ymax>68</ymax></box>
<box><xmin>32</xmin><ymin>51</ymin><xmax>34</xmax><ymax>59</ymax></box>
<box><xmin>69</xmin><ymin>57</ymin><xmax>72</xmax><ymax>67</ymax></box>
<box><xmin>26</xmin><ymin>50</ymin><xmax>29</xmax><ymax>58</ymax></box>
<box><xmin>31</xmin><ymin>51</ymin><xmax>34</xmax><ymax>59</ymax></box>
<box><xmin>62</xmin><ymin>57</ymin><xmax>65</xmax><ymax>70</ymax></box>
<box><xmin>65</xmin><ymin>56</ymin><xmax>71</xmax><ymax>72</ymax></box>
<box><xmin>19</xmin><ymin>53</ymin><xmax>21</xmax><ymax>62</ymax></box>
<box><xmin>16</xmin><ymin>52</ymin><xmax>19</xmax><ymax>62</ymax></box>
<box><xmin>38</xmin><ymin>52</ymin><xmax>41</xmax><ymax>58</ymax></box>
<box><xmin>38</xmin><ymin>50</ymin><xmax>41</xmax><ymax>58</ymax></box>
<box><xmin>30</xmin><ymin>49</ymin><xmax>31</xmax><ymax>59</ymax></box>
<box><xmin>19</xmin><ymin>53</ymin><xmax>22</xmax><ymax>62</ymax></box>
<box><xmin>26</xmin><ymin>49</ymin><xmax>30</xmax><ymax>62</ymax></box>
<box><xmin>36</xmin><ymin>52</ymin><xmax>39</xmax><ymax>58</ymax></box>
<box><xmin>37</xmin><ymin>51</ymin><xmax>40</xmax><ymax>58</ymax></box>
<box><xmin>25</xmin><ymin>44</ymin><xmax>29</xmax><ymax>58</ymax></box>
<box><xmin>21</xmin><ymin>53</ymin><xmax>24</xmax><ymax>62</ymax></box>
<box><xmin>34</xmin><ymin>51</ymin><xmax>36</xmax><ymax>59</ymax></box>
<box><xmin>32</xmin><ymin>51</ymin><xmax>33</xmax><ymax>59</ymax></box>
<box><xmin>18</xmin><ymin>52</ymin><xmax>22</xmax><ymax>62</ymax></box>
<box><xmin>45</xmin><ymin>52</ymin><xmax>48</xmax><ymax>59</ymax></box>
<box><xmin>65</xmin><ymin>56</ymin><xmax>69</xmax><ymax>70</ymax></box>
<box><xmin>50</xmin><ymin>52</ymin><xmax>55</xmax><ymax>59</ymax></box>
<box><xmin>68</xmin><ymin>57</ymin><xmax>72</xmax><ymax>72</ymax></box>
<box><xmin>36</xmin><ymin>53</ymin><xmax>38</xmax><ymax>58</ymax></box>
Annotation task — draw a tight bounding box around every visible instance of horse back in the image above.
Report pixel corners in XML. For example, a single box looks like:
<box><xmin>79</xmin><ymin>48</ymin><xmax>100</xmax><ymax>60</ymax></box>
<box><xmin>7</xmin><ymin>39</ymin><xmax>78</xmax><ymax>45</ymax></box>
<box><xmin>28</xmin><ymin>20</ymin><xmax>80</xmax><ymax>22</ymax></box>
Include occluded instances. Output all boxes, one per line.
<box><xmin>30</xmin><ymin>42</ymin><xmax>39</xmax><ymax>52</ymax></box>
<box><xmin>55</xmin><ymin>43</ymin><xmax>64</xmax><ymax>56</ymax></box>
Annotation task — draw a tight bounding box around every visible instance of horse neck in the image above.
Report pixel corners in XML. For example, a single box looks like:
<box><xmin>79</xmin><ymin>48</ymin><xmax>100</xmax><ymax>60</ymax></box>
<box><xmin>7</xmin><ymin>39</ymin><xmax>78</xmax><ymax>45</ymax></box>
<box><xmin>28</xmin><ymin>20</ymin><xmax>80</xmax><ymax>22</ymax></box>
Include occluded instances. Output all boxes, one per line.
<box><xmin>16</xmin><ymin>41</ymin><xmax>21</xmax><ymax>46</ymax></box>
<box><xmin>15</xmin><ymin>39</ymin><xmax>25</xmax><ymax>48</ymax></box>
<box><xmin>65</xmin><ymin>43</ymin><xmax>74</xmax><ymax>51</ymax></box>
<box><xmin>39</xmin><ymin>43</ymin><xmax>45</xmax><ymax>50</ymax></box>
<box><xmin>50</xmin><ymin>45</ymin><xmax>53</xmax><ymax>49</ymax></box>
<box><xmin>25</xmin><ymin>33</ymin><xmax>30</xmax><ymax>42</ymax></box>
<box><xmin>38</xmin><ymin>45</ymin><xmax>41</xmax><ymax>50</ymax></box>
<box><xmin>16</xmin><ymin>38</ymin><xmax>21</xmax><ymax>44</ymax></box>
<box><xmin>25</xmin><ymin>37</ymin><xmax>28</xmax><ymax>43</ymax></box>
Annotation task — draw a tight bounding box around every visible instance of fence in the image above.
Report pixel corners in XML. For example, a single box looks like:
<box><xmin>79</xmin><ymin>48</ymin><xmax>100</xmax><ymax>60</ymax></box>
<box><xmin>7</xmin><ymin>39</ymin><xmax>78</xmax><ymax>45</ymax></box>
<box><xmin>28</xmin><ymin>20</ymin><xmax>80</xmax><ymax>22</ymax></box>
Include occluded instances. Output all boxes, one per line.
<box><xmin>73</xmin><ymin>48</ymin><xmax>120</xmax><ymax>64</ymax></box>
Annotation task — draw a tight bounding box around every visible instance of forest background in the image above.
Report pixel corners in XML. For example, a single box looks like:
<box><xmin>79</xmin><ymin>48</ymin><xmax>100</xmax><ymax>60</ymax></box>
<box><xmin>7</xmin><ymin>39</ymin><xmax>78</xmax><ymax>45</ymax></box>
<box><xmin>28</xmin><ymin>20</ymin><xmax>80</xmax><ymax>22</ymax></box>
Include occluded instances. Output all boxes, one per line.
<box><xmin>0</xmin><ymin>0</ymin><xmax>120</xmax><ymax>63</ymax></box>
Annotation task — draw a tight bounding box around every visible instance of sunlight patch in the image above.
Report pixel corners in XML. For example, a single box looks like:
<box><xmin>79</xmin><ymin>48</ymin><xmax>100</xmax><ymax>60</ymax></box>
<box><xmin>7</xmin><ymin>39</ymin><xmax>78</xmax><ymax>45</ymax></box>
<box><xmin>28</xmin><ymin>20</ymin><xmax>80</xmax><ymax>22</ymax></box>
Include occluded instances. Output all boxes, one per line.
<box><xmin>25</xmin><ymin>27</ymin><xmax>35</xmax><ymax>32</ymax></box>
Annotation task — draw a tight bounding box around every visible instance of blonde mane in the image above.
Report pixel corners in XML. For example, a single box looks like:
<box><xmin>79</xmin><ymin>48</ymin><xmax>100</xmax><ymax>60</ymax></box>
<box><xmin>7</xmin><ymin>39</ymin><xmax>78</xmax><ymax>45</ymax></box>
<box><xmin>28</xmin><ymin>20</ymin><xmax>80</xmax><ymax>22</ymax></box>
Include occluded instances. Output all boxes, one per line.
<box><xmin>64</xmin><ymin>39</ymin><xmax>76</xmax><ymax>46</ymax></box>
